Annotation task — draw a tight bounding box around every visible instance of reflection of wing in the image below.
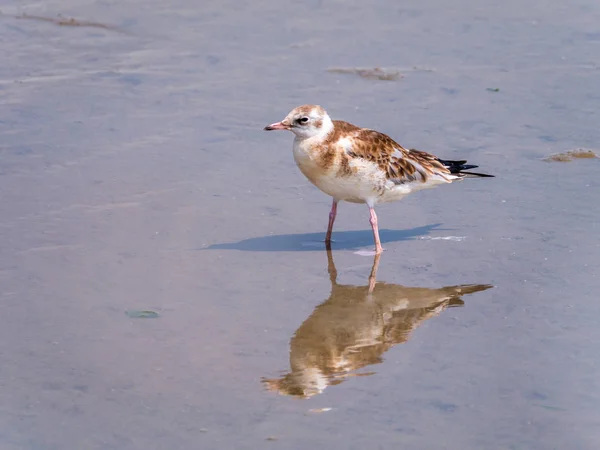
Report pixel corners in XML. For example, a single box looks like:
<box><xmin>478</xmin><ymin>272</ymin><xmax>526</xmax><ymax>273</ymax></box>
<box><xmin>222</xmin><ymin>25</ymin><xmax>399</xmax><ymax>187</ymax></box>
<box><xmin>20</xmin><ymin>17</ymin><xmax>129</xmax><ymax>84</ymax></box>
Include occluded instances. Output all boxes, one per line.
<box><xmin>262</xmin><ymin>251</ymin><xmax>493</xmax><ymax>398</ymax></box>
<box><xmin>375</xmin><ymin>283</ymin><xmax>491</xmax><ymax>343</ymax></box>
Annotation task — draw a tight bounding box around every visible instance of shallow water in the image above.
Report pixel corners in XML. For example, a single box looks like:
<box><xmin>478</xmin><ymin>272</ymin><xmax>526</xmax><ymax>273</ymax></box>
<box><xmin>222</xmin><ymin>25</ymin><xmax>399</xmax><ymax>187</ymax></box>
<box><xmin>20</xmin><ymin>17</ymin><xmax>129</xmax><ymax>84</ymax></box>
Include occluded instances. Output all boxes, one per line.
<box><xmin>1</xmin><ymin>0</ymin><xmax>599</xmax><ymax>448</ymax></box>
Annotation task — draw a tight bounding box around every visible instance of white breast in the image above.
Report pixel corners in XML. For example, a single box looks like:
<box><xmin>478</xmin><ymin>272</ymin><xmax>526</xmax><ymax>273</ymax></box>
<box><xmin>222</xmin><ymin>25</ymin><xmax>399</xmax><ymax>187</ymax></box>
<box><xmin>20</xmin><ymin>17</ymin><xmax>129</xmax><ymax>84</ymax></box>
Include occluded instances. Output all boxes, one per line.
<box><xmin>292</xmin><ymin>141</ymin><xmax>321</xmax><ymax>184</ymax></box>
<box><xmin>293</xmin><ymin>141</ymin><xmax>384</xmax><ymax>204</ymax></box>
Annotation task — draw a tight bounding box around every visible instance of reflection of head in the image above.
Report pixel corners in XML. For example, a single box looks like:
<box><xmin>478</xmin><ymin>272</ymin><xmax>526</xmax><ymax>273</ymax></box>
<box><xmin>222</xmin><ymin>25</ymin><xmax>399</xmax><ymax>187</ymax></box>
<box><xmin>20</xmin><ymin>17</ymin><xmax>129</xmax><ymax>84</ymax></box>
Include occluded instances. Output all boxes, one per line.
<box><xmin>263</xmin><ymin>368</ymin><xmax>332</xmax><ymax>399</ymax></box>
<box><xmin>262</xmin><ymin>251</ymin><xmax>492</xmax><ymax>399</ymax></box>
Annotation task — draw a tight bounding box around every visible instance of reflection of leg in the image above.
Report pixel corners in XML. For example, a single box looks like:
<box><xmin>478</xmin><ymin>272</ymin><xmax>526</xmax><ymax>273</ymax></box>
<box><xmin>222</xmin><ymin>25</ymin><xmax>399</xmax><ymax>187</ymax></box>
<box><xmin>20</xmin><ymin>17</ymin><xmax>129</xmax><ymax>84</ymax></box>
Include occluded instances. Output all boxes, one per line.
<box><xmin>369</xmin><ymin>206</ymin><xmax>383</xmax><ymax>254</ymax></box>
<box><xmin>368</xmin><ymin>252</ymin><xmax>381</xmax><ymax>294</ymax></box>
<box><xmin>326</xmin><ymin>248</ymin><xmax>337</xmax><ymax>285</ymax></box>
<box><xmin>325</xmin><ymin>200</ymin><xmax>338</xmax><ymax>243</ymax></box>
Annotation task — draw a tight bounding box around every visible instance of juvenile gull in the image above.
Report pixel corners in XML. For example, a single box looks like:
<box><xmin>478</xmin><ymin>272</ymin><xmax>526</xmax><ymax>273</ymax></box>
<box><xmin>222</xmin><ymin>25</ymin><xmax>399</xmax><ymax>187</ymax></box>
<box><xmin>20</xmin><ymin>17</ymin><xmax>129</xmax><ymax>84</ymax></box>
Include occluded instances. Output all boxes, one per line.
<box><xmin>264</xmin><ymin>104</ymin><xmax>494</xmax><ymax>254</ymax></box>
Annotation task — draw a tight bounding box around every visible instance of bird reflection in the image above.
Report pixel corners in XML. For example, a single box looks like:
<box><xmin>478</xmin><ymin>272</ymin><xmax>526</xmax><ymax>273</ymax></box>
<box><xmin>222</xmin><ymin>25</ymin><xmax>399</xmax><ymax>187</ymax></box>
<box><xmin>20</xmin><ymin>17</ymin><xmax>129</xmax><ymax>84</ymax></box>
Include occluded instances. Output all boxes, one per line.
<box><xmin>262</xmin><ymin>249</ymin><xmax>492</xmax><ymax>398</ymax></box>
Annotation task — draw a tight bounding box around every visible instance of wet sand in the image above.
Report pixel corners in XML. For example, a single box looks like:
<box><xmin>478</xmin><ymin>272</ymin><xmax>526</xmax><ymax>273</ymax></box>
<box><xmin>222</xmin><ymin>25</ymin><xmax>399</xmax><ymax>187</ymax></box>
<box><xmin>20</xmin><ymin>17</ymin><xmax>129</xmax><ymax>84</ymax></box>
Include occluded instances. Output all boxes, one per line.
<box><xmin>1</xmin><ymin>0</ymin><xmax>600</xmax><ymax>448</ymax></box>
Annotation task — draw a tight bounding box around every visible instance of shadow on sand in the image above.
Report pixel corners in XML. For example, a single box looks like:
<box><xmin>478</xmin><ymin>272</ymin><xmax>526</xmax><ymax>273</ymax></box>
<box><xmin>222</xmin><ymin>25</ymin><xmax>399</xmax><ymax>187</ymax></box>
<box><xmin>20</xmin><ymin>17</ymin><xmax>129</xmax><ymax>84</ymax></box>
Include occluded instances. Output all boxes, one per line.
<box><xmin>205</xmin><ymin>223</ymin><xmax>444</xmax><ymax>252</ymax></box>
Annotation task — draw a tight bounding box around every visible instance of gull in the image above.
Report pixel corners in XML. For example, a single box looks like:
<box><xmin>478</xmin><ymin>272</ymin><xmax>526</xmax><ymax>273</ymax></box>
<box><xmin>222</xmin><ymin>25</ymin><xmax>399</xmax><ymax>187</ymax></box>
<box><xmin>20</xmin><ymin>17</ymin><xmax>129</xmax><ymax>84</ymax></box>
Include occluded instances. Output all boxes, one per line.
<box><xmin>264</xmin><ymin>105</ymin><xmax>494</xmax><ymax>254</ymax></box>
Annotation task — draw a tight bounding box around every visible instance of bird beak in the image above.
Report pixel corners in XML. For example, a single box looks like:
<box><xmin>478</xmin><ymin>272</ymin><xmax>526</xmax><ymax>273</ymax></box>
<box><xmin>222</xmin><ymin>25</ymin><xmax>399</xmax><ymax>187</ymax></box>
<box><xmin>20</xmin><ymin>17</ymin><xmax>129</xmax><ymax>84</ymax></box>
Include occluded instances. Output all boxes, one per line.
<box><xmin>264</xmin><ymin>121</ymin><xmax>289</xmax><ymax>131</ymax></box>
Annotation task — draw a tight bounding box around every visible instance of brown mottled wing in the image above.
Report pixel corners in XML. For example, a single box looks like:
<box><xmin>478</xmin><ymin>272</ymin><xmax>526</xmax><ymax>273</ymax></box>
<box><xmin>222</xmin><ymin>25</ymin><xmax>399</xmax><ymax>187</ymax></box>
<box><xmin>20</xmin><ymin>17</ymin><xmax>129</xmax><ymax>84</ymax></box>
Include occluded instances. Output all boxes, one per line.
<box><xmin>344</xmin><ymin>127</ymin><xmax>451</xmax><ymax>184</ymax></box>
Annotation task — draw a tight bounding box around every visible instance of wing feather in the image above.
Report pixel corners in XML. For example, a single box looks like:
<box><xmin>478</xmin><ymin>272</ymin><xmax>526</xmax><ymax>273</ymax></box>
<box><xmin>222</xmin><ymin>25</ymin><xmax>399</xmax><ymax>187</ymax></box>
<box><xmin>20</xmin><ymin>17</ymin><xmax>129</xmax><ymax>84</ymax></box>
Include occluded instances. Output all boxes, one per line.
<box><xmin>342</xmin><ymin>127</ymin><xmax>452</xmax><ymax>184</ymax></box>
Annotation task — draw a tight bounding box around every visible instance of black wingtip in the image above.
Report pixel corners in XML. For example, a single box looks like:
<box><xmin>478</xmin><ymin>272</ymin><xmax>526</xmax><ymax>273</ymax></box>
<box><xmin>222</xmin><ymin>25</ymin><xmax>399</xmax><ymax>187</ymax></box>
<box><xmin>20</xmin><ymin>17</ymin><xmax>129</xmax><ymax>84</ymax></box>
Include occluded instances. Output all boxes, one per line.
<box><xmin>437</xmin><ymin>158</ymin><xmax>494</xmax><ymax>178</ymax></box>
<box><xmin>459</xmin><ymin>171</ymin><xmax>495</xmax><ymax>178</ymax></box>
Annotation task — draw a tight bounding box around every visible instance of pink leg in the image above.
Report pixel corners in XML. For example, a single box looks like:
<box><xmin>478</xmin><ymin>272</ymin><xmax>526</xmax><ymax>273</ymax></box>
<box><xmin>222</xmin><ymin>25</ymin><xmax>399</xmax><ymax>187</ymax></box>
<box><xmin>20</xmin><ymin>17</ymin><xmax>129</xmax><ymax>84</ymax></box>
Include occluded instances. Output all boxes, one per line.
<box><xmin>369</xmin><ymin>206</ymin><xmax>383</xmax><ymax>254</ymax></box>
<box><xmin>325</xmin><ymin>200</ymin><xmax>338</xmax><ymax>244</ymax></box>
<box><xmin>368</xmin><ymin>252</ymin><xmax>381</xmax><ymax>294</ymax></box>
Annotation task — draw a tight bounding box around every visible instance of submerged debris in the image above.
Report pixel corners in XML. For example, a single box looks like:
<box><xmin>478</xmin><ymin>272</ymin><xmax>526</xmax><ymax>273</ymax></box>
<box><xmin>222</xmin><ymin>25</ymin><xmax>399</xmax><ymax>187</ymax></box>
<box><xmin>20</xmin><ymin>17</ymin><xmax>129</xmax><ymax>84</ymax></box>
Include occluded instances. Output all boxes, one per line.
<box><xmin>486</xmin><ymin>87</ymin><xmax>500</xmax><ymax>92</ymax></box>
<box><xmin>327</xmin><ymin>67</ymin><xmax>402</xmax><ymax>81</ymax></box>
<box><xmin>411</xmin><ymin>66</ymin><xmax>436</xmax><ymax>72</ymax></box>
<box><xmin>5</xmin><ymin>12</ymin><xmax>127</xmax><ymax>33</ymax></box>
<box><xmin>125</xmin><ymin>310</ymin><xmax>160</xmax><ymax>319</ymax></box>
<box><xmin>543</xmin><ymin>149</ymin><xmax>599</xmax><ymax>162</ymax></box>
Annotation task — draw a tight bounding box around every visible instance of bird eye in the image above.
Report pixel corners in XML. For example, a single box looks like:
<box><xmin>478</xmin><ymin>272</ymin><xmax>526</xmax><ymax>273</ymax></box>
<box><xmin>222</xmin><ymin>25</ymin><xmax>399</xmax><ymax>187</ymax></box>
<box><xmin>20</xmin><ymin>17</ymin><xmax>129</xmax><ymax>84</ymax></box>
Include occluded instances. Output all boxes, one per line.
<box><xmin>298</xmin><ymin>117</ymin><xmax>310</xmax><ymax>124</ymax></box>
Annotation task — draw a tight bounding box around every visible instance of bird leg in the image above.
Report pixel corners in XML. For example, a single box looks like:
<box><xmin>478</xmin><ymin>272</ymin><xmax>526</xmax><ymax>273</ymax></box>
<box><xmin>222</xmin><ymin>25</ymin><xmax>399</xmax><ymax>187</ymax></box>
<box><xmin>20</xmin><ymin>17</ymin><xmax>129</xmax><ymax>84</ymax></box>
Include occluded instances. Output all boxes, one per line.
<box><xmin>326</xmin><ymin>247</ymin><xmax>337</xmax><ymax>284</ymax></box>
<box><xmin>325</xmin><ymin>199</ymin><xmax>338</xmax><ymax>244</ymax></box>
<box><xmin>368</xmin><ymin>252</ymin><xmax>381</xmax><ymax>294</ymax></box>
<box><xmin>369</xmin><ymin>206</ymin><xmax>383</xmax><ymax>254</ymax></box>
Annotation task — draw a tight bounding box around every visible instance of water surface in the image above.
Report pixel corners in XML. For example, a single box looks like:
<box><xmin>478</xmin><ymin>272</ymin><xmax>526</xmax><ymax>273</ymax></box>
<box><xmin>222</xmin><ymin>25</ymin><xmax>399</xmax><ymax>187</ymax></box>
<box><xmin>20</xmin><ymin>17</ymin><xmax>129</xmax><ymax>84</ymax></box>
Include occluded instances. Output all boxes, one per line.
<box><xmin>1</xmin><ymin>0</ymin><xmax>600</xmax><ymax>448</ymax></box>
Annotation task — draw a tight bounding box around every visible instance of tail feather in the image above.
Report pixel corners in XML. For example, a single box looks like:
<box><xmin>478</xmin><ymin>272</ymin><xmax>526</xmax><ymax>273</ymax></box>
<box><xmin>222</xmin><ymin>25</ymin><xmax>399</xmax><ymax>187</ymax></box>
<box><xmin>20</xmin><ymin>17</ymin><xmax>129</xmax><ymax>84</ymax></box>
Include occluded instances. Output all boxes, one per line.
<box><xmin>446</xmin><ymin>284</ymin><xmax>494</xmax><ymax>307</ymax></box>
<box><xmin>437</xmin><ymin>158</ymin><xmax>495</xmax><ymax>178</ymax></box>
